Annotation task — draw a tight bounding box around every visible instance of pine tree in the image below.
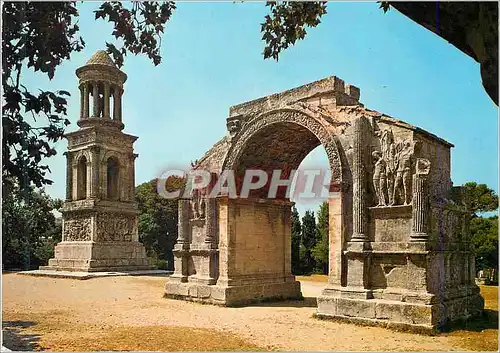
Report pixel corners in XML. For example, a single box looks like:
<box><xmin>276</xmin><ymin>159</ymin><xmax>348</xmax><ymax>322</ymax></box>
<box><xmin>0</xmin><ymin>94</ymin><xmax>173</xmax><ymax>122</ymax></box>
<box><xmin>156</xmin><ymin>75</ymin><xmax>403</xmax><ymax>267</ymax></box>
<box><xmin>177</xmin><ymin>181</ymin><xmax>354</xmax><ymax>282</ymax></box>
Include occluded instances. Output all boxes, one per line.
<box><xmin>290</xmin><ymin>206</ymin><xmax>302</xmax><ymax>275</ymax></box>
<box><xmin>312</xmin><ymin>201</ymin><xmax>329</xmax><ymax>274</ymax></box>
<box><xmin>301</xmin><ymin>210</ymin><xmax>317</xmax><ymax>274</ymax></box>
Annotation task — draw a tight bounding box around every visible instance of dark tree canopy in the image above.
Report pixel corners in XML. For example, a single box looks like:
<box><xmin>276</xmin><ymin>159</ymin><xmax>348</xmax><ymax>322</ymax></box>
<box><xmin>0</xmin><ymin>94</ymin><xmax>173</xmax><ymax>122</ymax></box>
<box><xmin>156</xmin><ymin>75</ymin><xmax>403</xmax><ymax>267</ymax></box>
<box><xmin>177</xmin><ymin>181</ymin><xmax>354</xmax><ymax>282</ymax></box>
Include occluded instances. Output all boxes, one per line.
<box><xmin>462</xmin><ymin>182</ymin><xmax>499</xmax><ymax>217</ymax></box>
<box><xmin>311</xmin><ymin>201</ymin><xmax>329</xmax><ymax>274</ymax></box>
<box><xmin>470</xmin><ymin>216</ymin><xmax>498</xmax><ymax>272</ymax></box>
<box><xmin>135</xmin><ymin>177</ymin><xmax>184</xmax><ymax>270</ymax></box>
<box><xmin>2</xmin><ymin>181</ymin><xmax>62</xmax><ymax>269</ymax></box>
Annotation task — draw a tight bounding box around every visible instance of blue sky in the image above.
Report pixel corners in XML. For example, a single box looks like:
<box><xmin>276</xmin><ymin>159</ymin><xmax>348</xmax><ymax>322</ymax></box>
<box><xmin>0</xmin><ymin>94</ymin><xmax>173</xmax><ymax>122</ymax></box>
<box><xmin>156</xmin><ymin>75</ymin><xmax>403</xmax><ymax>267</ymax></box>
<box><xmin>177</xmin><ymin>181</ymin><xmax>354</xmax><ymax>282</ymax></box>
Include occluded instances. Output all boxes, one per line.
<box><xmin>25</xmin><ymin>2</ymin><xmax>498</xmax><ymax>217</ymax></box>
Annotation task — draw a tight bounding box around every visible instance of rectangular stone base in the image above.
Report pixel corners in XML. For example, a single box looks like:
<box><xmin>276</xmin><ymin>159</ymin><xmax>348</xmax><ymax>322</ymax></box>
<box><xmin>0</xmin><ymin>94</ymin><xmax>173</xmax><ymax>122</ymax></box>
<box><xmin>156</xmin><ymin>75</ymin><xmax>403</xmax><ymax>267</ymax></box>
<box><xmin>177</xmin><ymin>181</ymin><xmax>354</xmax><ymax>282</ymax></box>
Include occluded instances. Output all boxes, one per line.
<box><xmin>164</xmin><ymin>280</ymin><xmax>302</xmax><ymax>306</ymax></box>
<box><xmin>317</xmin><ymin>286</ymin><xmax>484</xmax><ymax>334</ymax></box>
<box><xmin>19</xmin><ymin>269</ymin><xmax>171</xmax><ymax>280</ymax></box>
<box><xmin>41</xmin><ymin>241</ymin><xmax>155</xmax><ymax>272</ymax></box>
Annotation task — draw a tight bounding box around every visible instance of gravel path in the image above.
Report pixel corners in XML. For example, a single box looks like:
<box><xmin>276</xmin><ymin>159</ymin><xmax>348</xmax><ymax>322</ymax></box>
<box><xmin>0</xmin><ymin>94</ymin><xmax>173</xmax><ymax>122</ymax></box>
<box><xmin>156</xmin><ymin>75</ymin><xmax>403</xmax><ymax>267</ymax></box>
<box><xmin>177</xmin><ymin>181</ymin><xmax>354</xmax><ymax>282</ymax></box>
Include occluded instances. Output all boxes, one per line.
<box><xmin>2</xmin><ymin>273</ymin><xmax>494</xmax><ymax>351</ymax></box>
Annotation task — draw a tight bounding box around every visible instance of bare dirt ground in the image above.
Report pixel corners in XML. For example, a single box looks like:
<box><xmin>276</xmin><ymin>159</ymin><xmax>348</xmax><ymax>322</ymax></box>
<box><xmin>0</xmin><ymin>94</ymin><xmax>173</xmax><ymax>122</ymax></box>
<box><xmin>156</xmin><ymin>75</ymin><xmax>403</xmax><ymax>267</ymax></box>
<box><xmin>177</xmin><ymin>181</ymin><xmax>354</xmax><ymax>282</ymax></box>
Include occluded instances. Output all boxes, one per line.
<box><xmin>2</xmin><ymin>273</ymin><xmax>498</xmax><ymax>351</ymax></box>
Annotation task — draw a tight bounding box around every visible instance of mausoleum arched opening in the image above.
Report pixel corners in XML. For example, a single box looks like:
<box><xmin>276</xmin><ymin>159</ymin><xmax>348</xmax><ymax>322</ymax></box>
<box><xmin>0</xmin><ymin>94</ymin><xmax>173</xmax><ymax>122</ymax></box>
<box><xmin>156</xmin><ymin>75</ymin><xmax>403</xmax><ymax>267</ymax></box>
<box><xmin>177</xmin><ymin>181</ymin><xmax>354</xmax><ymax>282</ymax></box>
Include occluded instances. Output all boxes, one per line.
<box><xmin>231</xmin><ymin>121</ymin><xmax>335</xmax><ymax>201</ymax></box>
<box><xmin>76</xmin><ymin>155</ymin><xmax>88</xmax><ymax>200</ymax></box>
<box><xmin>106</xmin><ymin>156</ymin><xmax>120</xmax><ymax>200</ymax></box>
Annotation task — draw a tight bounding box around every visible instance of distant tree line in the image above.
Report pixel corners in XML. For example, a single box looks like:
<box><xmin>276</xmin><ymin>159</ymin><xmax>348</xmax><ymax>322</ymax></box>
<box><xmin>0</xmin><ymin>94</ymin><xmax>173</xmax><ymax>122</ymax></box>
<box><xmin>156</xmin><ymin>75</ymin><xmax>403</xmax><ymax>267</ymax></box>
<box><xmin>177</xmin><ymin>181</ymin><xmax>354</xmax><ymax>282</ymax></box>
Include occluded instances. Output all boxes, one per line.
<box><xmin>291</xmin><ymin>201</ymin><xmax>329</xmax><ymax>275</ymax></box>
<box><xmin>2</xmin><ymin>180</ymin><xmax>62</xmax><ymax>270</ymax></box>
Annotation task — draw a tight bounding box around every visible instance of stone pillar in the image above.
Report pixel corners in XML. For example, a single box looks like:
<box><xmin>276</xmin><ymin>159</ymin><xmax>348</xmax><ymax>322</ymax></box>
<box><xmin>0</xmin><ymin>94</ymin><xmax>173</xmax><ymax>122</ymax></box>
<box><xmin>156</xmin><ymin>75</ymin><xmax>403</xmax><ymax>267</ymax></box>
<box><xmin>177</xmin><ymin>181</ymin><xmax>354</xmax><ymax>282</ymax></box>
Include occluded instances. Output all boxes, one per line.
<box><xmin>79</xmin><ymin>85</ymin><xmax>84</xmax><ymax>120</ymax></box>
<box><xmin>65</xmin><ymin>151</ymin><xmax>73</xmax><ymax>201</ymax></box>
<box><xmin>90</xmin><ymin>146</ymin><xmax>100</xmax><ymax>199</ymax></box>
<box><xmin>171</xmin><ymin>198</ymin><xmax>191</xmax><ymax>282</ymax></box>
<box><xmin>178</xmin><ymin>199</ymin><xmax>191</xmax><ymax>246</ymax></box>
<box><xmin>92</xmin><ymin>82</ymin><xmax>99</xmax><ymax>117</ymax></box>
<box><xmin>83</xmin><ymin>83</ymin><xmax>89</xmax><ymax>119</ymax></box>
<box><xmin>204</xmin><ymin>197</ymin><xmax>217</xmax><ymax>247</ymax></box>
<box><xmin>104</xmin><ymin>83</ymin><xmax>110</xmax><ymax>118</ymax></box>
<box><xmin>411</xmin><ymin>158</ymin><xmax>431</xmax><ymax>241</ymax></box>
<box><xmin>118</xmin><ymin>89</ymin><xmax>123</xmax><ymax>121</ymax></box>
<box><xmin>113</xmin><ymin>88</ymin><xmax>122</xmax><ymax>121</ymax></box>
<box><xmin>86</xmin><ymin>158</ymin><xmax>92</xmax><ymax>199</ymax></box>
<box><xmin>131</xmin><ymin>153</ymin><xmax>137</xmax><ymax>200</ymax></box>
<box><xmin>351</xmin><ymin>116</ymin><xmax>368</xmax><ymax>242</ymax></box>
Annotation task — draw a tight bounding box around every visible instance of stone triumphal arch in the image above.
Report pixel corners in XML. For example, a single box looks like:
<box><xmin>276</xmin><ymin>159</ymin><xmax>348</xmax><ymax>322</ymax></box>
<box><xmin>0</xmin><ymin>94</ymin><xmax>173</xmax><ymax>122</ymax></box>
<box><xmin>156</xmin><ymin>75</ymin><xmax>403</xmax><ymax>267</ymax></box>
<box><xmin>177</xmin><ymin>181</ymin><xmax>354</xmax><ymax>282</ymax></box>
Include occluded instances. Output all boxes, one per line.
<box><xmin>165</xmin><ymin>76</ymin><xmax>484</xmax><ymax>332</ymax></box>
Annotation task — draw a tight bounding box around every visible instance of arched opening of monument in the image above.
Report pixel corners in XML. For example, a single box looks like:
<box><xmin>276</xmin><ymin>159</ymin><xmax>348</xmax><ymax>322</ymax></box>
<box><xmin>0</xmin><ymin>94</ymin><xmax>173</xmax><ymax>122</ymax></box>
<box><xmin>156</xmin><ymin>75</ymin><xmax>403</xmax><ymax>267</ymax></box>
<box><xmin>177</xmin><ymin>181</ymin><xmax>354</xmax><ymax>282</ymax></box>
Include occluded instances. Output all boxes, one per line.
<box><xmin>291</xmin><ymin>145</ymin><xmax>331</xmax><ymax>276</ymax></box>
<box><xmin>76</xmin><ymin>155</ymin><xmax>88</xmax><ymax>200</ymax></box>
<box><xmin>106</xmin><ymin>157</ymin><xmax>120</xmax><ymax>200</ymax></box>
<box><xmin>226</xmin><ymin>121</ymin><xmax>335</xmax><ymax>299</ymax></box>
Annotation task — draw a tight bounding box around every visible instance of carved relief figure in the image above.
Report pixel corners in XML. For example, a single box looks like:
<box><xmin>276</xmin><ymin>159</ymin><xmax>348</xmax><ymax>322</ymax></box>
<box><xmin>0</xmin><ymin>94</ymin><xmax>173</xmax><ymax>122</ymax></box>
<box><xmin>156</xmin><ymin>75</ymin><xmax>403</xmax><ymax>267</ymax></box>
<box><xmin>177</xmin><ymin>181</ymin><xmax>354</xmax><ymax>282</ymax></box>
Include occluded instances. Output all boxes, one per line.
<box><xmin>64</xmin><ymin>215</ymin><xmax>91</xmax><ymax>241</ymax></box>
<box><xmin>99</xmin><ymin>213</ymin><xmax>134</xmax><ymax>241</ymax></box>
<box><xmin>226</xmin><ymin>116</ymin><xmax>242</xmax><ymax>137</ymax></box>
<box><xmin>190</xmin><ymin>189</ymin><xmax>206</xmax><ymax>219</ymax></box>
<box><xmin>377</xmin><ymin>129</ymin><xmax>396</xmax><ymax>205</ymax></box>
<box><xmin>392</xmin><ymin>140</ymin><xmax>414</xmax><ymax>205</ymax></box>
<box><xmin>374</xmin><ymin>128</ymin><xmax>416</xmax><ymax>206</ymax></box>
<box><xmin>97</xmin><ymin>93</ymin><xmax>105</xmax><ymax>117</ymax></box>
<box><xmin>372</xmin><ymin>151</ymin><xmax>387</xmax><ymax>206</ymax></box>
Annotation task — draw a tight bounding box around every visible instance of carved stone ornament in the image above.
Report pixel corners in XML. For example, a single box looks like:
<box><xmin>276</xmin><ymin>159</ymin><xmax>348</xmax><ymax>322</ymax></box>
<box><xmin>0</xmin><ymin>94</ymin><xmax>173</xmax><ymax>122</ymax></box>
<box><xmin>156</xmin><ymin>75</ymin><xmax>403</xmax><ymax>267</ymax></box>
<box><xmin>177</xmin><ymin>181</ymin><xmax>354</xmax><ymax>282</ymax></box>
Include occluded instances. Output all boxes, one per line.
<box><xmin>98</xmin><ymin>213</ymin><xmax>135</xmax><ymax>242</ymax></box>
<box><xmin>373</xmin><ymin>129</ymin><xmax>416</xmax><ymax>206</ymax></box>
<box><xmin>227</xmin><ymin>115</ymin><xmax>243</xmax><ymax>136</ymax></box>
<box><xmin>64</xmin><ymin>214</ymin><xmax>91</xmax><ymax>241</ymax></box>
<box><xmin>190</xmin><ymin>189</ymin><xmax>206</xmax><ymax>220</ymax></box>
<box><xmin>223</xmin><ymin>109</ymin><xmax>343</xmax><ymax>185</ymax></box>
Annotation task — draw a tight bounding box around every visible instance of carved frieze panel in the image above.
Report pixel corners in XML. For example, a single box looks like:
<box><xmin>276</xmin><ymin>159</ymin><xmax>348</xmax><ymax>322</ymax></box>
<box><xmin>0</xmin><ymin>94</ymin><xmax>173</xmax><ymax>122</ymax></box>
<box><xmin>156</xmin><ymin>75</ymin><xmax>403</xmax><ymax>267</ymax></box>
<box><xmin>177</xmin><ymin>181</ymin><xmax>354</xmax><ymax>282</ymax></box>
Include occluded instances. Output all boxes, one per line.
<box><xmin>68</xmin><ymin>132</ymin><xmax>95</xmax><ymax>148</ymax></box>
<box><xmin>96</xmin><ymin>212</ymin><xmax>136</xmax><ymax>242</ymax></box>
<box><xmin>63</xmin><ymin>213</ymin><xmax>92</xmax><ymax>241</ymax></box>
<box><xmin>372</xmin><ymin>128</ymin><xmax>420</xmax><ymax>207</ymax></box>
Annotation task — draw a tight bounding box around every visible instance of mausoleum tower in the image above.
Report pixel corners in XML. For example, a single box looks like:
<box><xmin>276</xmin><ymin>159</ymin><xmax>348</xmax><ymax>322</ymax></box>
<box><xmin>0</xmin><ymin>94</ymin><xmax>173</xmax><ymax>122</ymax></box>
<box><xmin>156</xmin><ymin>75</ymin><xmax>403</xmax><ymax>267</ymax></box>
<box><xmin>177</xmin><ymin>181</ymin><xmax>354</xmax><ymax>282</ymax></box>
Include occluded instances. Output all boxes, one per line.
<box><xmin>41</xmin><ymin>50</ymin><xmax>152</xmax><ymax>272</ymax></box>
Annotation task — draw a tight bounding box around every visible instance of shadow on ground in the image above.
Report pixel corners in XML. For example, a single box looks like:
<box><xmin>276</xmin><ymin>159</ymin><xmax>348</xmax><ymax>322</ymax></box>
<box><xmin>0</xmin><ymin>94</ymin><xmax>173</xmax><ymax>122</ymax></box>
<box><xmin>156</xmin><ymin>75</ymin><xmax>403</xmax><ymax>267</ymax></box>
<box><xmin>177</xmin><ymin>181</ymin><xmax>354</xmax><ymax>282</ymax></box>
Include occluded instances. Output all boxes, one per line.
<box><xmin>442</xmin><ymin>309</ymin><xmax>499</xmax><ymax>333</ymax></box>
<box><xmin>248</xmin><ymin>296</ymin><xmax>318</xmax><ymax>308</ymax></box>
<box><xmin>2</xmin><ymin>320</ymin><xmax>41</xmax><ymax>351</ymax></box>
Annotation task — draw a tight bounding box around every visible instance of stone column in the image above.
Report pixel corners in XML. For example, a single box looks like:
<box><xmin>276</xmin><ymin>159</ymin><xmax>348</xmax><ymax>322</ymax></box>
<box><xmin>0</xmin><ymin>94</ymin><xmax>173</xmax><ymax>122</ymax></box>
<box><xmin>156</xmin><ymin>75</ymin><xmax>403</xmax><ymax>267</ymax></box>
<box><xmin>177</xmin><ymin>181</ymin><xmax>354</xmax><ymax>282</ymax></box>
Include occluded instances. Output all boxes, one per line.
<box><xmin>79</xmin><ymin>85</ymin><xmax>84</xmax><ymax>120</ymax></box>
<box><xmin>104</xmin><ymin>83</ymin><xmax>110</xmax><ymax>118</ymax></box>
<box><xmin>177</xmin><ymin>199</ymin><xmax>191</xmax><ymax>248</ymax></box>
<box><xmin>113</xmin><ymin>88</ymin><xmax>120</xmax><ymax>121</ymax></box>
<box><xmin>90</xmin><ymin>146</ymin><xmax>100</xmax><ymax>199</ymax></box>
<box><xmin>351</xmin><ymin>116</ymin><xmax>368</xmax><ymax>242</ymax></box>
<box><xmin>83</xmin><ymin>83</ymin><xmax>89</xmax><ymax>119</ymax></box>
<box><xmin>65</xmin><ymin>151</ymin><xmax>73</xmax><ymax>201</ymax></box>
<box><xmin>411</xmin><ymin>158</ymin><xmax>431</xmax><ymax>241</ymax></box>
<box><xmin>204</xmin><ymin>197</ymin><xmax>217</xmax><ymax>247</ymax></box>
<box><xmin>130</xmin><ymin>153</ymin><xmax>137</xmax><ymax>200</ymax></box>
<box><xmin>86</xmin><ymin>159</ymin><xmax>92</xmax><ymax>199</ymax></box>
<box><xmin>92</xmin><ymin>82</ymin><xmax>99</xmax><ymax>117</ymax></box>
<box><xmin>117</xmin><ymin>89</ymin><xmax>123</xmax><ymax>121</ymax></box>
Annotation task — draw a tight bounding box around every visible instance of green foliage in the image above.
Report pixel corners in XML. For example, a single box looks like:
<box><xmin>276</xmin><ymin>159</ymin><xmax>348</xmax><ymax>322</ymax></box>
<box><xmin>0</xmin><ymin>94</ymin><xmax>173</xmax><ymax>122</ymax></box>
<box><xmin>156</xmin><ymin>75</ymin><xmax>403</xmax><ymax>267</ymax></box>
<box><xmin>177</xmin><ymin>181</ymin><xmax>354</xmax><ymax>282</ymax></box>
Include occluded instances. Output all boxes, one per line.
<box><xmin>300</xmin><ymin>210</ymin><xmax>317</xmax><ymax>274</ymax></box>
<box><xmin>3</xmin><ymin>2</ymin><xmax>174</xmax><ymax>191</ymax></box>
<box><xmin>470</xmin><ymin>216</ymin><xmax>498</xmax><ymax>273</ymax></box>
<box><xmin>461</xmin><ymin>182</ymin><xmax>499</xmax><ymax>283</ymax></box>
<box><xmin>311</xmin><ymin>201</ymin><xmax>329</xmax><ymax>274</ymax></box>
<box><xmin>261</xmin><ymin>2</ymin><xmax>327</xmax><ymax>60</ymax></box>
<box><xmin>94</xmin><ymin>2</ymin><xmax>176</xmax><ymax>67</ymax></box>
<box><xmin>462</xmin><ymin>182</ymin><xmax>499</xmax><ymax>217</ymax></box>
<box><xmin>290</xmin><ymin>206</ymin><xmax>302</xmax><ymax>274</ymax></box>
<box><xmin>2</xmin><ymin>181</ymin><xmax>62</xmax><ymax>269</ymax></box>
<box><xmin>135</xmin><ymin>177</ymin><xmax>184</xmax><ymax>270</ymax></box>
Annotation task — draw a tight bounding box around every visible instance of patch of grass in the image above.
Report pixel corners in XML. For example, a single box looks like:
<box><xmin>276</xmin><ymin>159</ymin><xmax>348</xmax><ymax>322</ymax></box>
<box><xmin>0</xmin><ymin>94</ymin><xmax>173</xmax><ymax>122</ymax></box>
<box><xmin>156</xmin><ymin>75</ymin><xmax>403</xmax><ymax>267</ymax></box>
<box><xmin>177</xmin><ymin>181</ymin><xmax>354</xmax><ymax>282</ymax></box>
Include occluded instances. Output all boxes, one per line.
<box><xmin>2</xmin><ymin>311</ymin><xmax>265</xmax><ymax>352</ymax></box>
<box><xmin>442</xmin><ymin>285</ymin><xmax>499</xmax><ymax>352</ymax></box>
<box><xmin>295</xmin><ymin>274</ymin><xmax>328</xmax><ymax>282</ymax></box>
